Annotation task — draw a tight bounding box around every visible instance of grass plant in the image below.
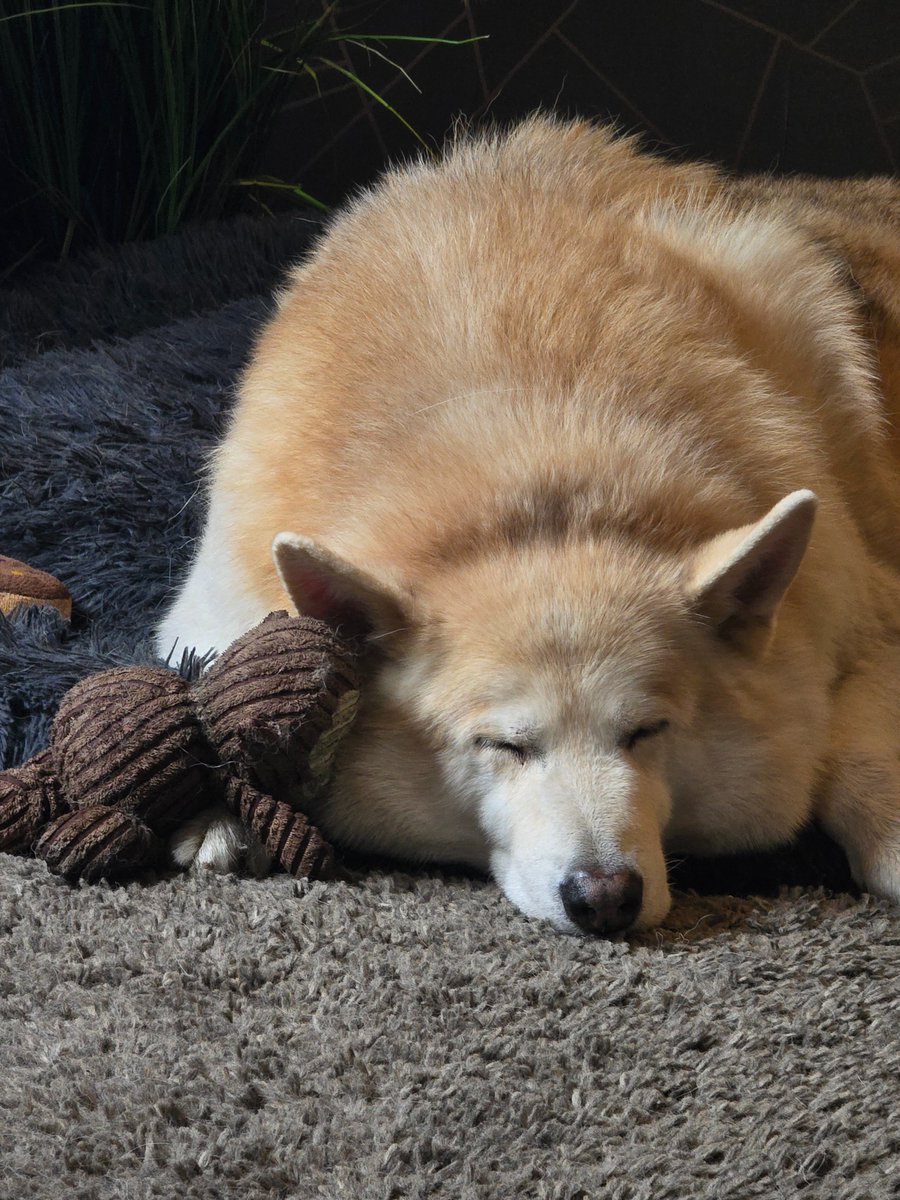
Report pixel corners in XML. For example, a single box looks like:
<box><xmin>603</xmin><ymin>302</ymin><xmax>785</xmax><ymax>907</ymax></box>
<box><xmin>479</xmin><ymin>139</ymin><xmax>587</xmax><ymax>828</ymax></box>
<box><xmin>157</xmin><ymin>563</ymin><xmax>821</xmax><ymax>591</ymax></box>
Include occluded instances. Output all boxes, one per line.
<box><xmin>0</xmin><ymin>1</ymin><xmax>476</xmax><ymax>271</ymax></box>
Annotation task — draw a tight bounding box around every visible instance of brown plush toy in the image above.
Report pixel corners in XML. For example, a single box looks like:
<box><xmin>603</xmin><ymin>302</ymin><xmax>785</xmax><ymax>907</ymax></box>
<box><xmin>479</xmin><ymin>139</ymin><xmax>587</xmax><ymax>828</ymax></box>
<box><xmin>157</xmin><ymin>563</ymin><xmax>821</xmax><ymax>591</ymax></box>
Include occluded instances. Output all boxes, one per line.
<box><xmin>0</xmin><ymin>611</ymin><xmax>359</xmax><ymax>882</ymax></box>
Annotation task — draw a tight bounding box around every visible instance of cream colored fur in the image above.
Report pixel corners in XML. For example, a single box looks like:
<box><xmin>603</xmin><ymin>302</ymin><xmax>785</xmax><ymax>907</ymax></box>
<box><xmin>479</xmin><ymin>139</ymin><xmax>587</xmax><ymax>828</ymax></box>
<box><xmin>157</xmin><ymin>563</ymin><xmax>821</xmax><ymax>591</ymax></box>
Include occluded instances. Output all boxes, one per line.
<box><xmin>156</xmin><ymin>116</ymin><xmax>900</xmax><ymax>934</ymax></box>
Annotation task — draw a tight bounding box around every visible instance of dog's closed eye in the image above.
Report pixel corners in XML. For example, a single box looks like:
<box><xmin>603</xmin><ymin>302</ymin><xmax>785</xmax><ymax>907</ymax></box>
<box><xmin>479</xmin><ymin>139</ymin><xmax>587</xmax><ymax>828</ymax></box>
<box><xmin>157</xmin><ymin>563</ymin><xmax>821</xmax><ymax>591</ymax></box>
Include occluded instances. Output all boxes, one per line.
<box><xmin>474</xmin><ymin>736</ymin><xmax>533</xmax><ymax>764</ymax></box>
<box><xmin>620</xmin><ymin>720</ymin><xmax>670</xmax><ymax>751</ymax></box>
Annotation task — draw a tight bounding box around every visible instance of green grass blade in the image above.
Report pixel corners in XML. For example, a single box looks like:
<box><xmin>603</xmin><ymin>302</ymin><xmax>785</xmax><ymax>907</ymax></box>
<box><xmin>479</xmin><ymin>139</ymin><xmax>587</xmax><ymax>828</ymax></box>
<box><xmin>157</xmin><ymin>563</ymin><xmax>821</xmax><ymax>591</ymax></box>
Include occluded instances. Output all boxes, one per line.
<box><xmin>0</xmin><ymin>3</ymin><xmax>146</xmax><ymax>24</ymax></box>
<box><xmin>318</xmin><ymin>57</ymin><xmax>436</xmax><ymax>155</ymax></box>
<box><xmin>234</xmin><ymin>177</ymin><xmax>329</xmax><ymax>212</ymax></box>
<box><xmin>329</xmin><ymin>34</ymin><xmax>487</xmax><ymax>45</ymax></box>
<box><xmin>341</xmin><ymin>38</ymin><xmax>420</xmax><ymax>93</ymax></box>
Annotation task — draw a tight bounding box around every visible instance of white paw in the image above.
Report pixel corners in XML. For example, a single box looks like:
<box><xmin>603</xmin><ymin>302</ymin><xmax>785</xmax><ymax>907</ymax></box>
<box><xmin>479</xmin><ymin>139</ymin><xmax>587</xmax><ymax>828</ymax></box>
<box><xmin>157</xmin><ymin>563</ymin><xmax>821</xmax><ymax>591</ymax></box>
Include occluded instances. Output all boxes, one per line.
<box><xmin>856</xmin><ymin>841</ymin><xmax>900</xmax><ymax>905</ymax></box>
<box><xmin>170</xmin><ymin>805</ymin><xmax>273</xmax><ymax>877</ymax></box>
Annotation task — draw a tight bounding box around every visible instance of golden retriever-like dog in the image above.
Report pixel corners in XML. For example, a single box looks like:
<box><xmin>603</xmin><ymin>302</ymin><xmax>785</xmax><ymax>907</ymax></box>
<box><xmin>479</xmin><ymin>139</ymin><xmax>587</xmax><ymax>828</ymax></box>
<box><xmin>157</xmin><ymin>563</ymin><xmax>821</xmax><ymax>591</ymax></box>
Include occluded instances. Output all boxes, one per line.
<box><xmin>157</xmin><ymin>116</ymin><xmax>900</xmax><ymax>935</ymax></box>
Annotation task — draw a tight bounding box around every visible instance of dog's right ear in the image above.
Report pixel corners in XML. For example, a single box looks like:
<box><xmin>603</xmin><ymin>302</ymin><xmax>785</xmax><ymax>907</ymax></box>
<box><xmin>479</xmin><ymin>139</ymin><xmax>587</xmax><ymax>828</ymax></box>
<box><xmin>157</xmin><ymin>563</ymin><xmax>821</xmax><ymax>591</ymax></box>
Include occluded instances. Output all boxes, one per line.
<box><xmin>272</xmin><ymin>533</ymin><xmax>411</xmax><ymax>644</ymax></box>
<box><xmin>687</xmin><ymin>489</ymin><xmax>817</xmax><ymax>649</ymax></box>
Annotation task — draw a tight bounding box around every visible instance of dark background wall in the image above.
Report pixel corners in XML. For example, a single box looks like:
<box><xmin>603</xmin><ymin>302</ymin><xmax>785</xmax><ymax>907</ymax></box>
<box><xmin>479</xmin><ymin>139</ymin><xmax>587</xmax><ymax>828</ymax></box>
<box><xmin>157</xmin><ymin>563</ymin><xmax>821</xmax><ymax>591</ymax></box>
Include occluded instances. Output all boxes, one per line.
<box><xmin>2</xmin><ymin>1</ymin><xmax>896</xmax><ymax>274</ymax></box>
<box><xmin>262</xmin><ymin>0</ymin><xmax>900</xmax><ymax>208</ymax></box>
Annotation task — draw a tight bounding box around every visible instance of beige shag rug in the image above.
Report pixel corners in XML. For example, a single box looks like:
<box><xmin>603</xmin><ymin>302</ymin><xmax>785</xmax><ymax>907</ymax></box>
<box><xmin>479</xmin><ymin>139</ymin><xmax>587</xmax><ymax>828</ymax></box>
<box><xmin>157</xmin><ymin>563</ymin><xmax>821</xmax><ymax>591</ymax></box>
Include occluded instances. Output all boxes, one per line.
<box><xmin>1</xmin><ymin>855</ymin><xmax>897</xmax><ymax>1199</ymax></box>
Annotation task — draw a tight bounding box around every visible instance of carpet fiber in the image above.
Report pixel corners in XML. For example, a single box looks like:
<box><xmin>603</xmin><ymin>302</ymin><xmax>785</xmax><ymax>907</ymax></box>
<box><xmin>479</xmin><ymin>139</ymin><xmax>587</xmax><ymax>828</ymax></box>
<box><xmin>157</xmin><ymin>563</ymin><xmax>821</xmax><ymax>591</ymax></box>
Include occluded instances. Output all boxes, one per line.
<box><xmin>1</xmin><ymin>216</ymin><xmax>897</xmax><ymax>1199</ymax></box>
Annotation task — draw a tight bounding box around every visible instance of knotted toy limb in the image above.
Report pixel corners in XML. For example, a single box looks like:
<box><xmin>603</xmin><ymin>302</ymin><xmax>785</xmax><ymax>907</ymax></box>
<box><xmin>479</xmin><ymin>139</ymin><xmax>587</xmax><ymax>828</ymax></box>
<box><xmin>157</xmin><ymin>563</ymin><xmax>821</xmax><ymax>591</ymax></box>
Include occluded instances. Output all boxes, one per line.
<box><xmin>36</xmin><ymin>808</ymin><xmax>167</xmax><ymax>883</ymax></box>
<box><xmin>0</xmin><ymin>749</ymin><xmax>65</xmax><ymax>855</ymax></box>
<box><xmin>224</xmin><ymin>777</ymin><xmax>335</xmax><ymax>880</ymax></box>
<box><xmin>0</xmin><ymin>611</ymin><xmax>360</xmax><ymax>884</ymax></box>
<box><xmin>0</xmin><ymin>754</ymin><xmax>161</xmax><ymax>885</ymax></box>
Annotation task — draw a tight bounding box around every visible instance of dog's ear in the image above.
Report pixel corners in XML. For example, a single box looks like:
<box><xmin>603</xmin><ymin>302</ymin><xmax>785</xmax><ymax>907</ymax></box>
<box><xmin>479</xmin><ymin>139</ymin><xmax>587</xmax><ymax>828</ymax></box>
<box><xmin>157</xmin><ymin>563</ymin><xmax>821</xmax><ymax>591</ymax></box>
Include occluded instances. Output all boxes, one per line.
<box><xmin>687</xmin><ymin>490</ymin><xmax>817</xmax><ymax>647</ymax></box>
<box><xmin>272</xmin><ymin>533</ymin><xmax>411</xmax><ymax>643</ymax></box>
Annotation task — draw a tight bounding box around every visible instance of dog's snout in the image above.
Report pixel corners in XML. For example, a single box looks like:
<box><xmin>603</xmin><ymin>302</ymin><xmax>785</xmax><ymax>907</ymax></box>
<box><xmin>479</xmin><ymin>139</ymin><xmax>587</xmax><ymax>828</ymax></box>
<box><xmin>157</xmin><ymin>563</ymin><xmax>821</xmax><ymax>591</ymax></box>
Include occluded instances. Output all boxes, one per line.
<box><xmin>559</xmin><ymin>866</ymin><xmax>643</xmax><ymax>936</ymax></box>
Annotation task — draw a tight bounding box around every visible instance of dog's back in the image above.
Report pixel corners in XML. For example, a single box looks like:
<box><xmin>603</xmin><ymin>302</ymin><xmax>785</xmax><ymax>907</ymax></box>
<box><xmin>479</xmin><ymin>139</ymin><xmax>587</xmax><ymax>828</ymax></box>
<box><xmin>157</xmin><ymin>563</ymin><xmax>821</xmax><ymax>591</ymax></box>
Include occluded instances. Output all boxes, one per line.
<box><xmin>165</xmin><ymin>117</ymin><xmax>898</xmax><ymax>652</ymax></box>
<box><xmin>727</xmin><ymin>171</ymin><xmax>900</xmax><ymax>446</ymax></box>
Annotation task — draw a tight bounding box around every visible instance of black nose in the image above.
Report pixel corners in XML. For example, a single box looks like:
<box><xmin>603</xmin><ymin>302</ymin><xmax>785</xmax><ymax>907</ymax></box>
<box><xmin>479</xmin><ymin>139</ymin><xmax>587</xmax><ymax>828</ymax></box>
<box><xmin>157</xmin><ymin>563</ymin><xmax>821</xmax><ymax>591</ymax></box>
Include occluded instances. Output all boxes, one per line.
<box><xmin>559</xmin><ymin>866</ymin><xmax>643</xmax><ymax>936</ymax></box>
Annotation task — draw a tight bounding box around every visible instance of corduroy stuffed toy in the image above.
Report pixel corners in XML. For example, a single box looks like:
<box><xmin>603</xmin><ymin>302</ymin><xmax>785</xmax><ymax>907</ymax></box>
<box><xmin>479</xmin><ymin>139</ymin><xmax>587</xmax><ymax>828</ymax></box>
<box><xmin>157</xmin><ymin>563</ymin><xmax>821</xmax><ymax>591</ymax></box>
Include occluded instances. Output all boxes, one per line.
<box><xmin>0</xmin><ymin>610</ymin><xmax>359</xmax><ymax>883</ymax></box>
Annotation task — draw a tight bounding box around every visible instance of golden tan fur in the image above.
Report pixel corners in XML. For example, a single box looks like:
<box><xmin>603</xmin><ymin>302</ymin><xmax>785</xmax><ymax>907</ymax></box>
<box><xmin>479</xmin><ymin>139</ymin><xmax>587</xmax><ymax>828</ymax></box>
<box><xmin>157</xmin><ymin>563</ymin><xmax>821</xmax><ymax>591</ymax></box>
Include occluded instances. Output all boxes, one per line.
<box><xmin>158</xmin><ymin>117</ymin><xmax>900</xmax><ymax>932</ymax></box>
<box><xmin>223</xmin><ymin>120</ymin><xmax>900</xmax><ymax>588</ymax></box>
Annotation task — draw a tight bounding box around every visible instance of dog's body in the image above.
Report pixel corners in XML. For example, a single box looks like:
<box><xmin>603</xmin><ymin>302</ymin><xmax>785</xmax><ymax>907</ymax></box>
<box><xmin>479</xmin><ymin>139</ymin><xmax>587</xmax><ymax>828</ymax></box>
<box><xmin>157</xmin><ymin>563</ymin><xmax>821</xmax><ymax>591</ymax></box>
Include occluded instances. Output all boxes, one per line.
<box><xmin>157</xmin><ymin>117</ymin><xmax>900</xmax><ymax>934</ymax></box>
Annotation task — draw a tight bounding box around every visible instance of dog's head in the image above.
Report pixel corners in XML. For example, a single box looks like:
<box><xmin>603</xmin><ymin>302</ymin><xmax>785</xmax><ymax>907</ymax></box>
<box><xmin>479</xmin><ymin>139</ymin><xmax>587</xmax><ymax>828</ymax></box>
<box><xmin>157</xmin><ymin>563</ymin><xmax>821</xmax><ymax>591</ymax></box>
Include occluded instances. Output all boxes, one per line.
<box><xmin>273</xmin><ymin>489</ymin><xmax>816</xmax><ymax>935</ymax></box>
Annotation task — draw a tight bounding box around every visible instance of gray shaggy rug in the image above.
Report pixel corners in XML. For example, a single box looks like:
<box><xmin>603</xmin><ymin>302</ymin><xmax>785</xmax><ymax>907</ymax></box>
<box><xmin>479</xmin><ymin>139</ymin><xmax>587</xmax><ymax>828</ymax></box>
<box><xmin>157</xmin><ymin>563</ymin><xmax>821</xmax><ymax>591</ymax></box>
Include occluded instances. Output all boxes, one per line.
<box><xmin>1</xmin><ymin>215</ymin><xmax>897</xmax><ymax>1200</ymax></box>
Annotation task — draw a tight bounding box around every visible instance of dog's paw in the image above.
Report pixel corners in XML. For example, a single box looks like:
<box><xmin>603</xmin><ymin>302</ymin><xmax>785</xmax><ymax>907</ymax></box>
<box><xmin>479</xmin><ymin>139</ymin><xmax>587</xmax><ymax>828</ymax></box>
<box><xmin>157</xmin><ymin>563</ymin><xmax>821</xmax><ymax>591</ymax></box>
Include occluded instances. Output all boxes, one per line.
<box><xmin>854</xmin><ymin>840</ymin><xmax>900</xmax><ymax>906</ymax></box>
<box><xmin>170</xmin><ymin>805</ymin><xmax>273</xmax><ymax>877</ymax></box>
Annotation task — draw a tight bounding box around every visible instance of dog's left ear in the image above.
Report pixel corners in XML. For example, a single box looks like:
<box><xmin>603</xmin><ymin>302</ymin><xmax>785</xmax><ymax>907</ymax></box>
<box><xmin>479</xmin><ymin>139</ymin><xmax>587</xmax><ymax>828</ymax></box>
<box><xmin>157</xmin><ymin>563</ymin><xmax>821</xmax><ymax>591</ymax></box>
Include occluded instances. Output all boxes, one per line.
<box><xmin>687</xmin><ymin>489</ymin><xmax>817</xmax><ymax>647</ymax></box>
<box><xmin>272</xmin><ymin>532</ymin><xmax>412</xmax><ymax>644</ymax></box>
